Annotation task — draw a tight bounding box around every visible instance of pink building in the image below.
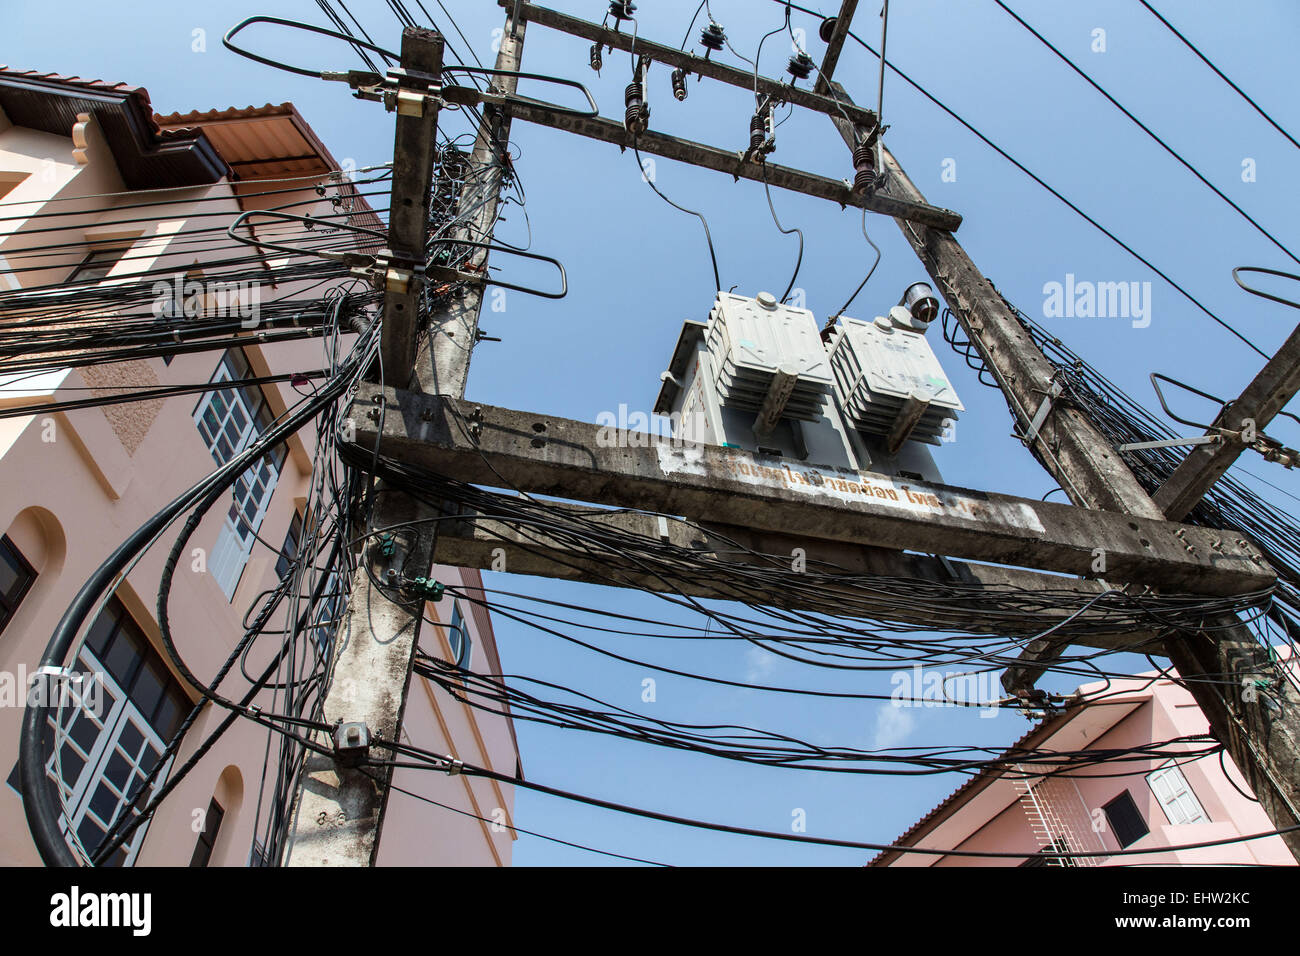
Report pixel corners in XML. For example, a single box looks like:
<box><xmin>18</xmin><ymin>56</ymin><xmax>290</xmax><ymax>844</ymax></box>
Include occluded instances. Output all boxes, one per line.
<box><xmin>871</xmin><ymin>666</ymin><xmax>1295</xmax><ymax>866</ymax></box>
<box><xmin>0</xmin><ymin>69</ymin><xmax>519</xmax><ymax>865</ymax></box>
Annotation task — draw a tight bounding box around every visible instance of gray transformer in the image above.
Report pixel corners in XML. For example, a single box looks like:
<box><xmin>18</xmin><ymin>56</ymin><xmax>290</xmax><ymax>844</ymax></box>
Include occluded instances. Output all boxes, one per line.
<box><xmin>653</xmin><ymin>291</ymin><xmax>960</xmax><ymax>483</ymax></box>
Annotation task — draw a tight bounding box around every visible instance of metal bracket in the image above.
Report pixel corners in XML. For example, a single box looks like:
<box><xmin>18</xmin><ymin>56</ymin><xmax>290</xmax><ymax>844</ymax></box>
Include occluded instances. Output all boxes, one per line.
<box><xmin>1023</xmin><ymin>378</ymin><xmax>1063</xmax><ymax>445</ymax></box>
<box><xmin>1118</xmin><ymin>434</ymin><xmax>1225</xmax><ymax>453</ymax></box>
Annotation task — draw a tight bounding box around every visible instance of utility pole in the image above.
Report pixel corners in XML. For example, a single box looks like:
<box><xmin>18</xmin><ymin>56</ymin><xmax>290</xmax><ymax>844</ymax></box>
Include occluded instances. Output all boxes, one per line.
<box><xmin>420</xmin><ymin>7</ymin><xmax>526</xmax><ymax>396</ymax></box>
<box><xmin>814</xmin><ymin>51</ymin><xmax>1300</xmax><ymax>856</ymax></box>
<box><xmin>282</xmin><ymin>27</ymin><xmax>447</xmax><ymax>867</ymax></box>
<box><xmin>282</xmin><ymin>1</ymin><xmax>529</xmax><ymax>866</ymax></box>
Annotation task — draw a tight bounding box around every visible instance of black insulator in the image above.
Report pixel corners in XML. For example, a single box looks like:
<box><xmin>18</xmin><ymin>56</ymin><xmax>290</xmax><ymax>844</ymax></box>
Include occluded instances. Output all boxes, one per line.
<box><xmin>671</xmin><ymin>67</ymin><xmax>688</xmax><ymax>101</ymax></box>
<box><xmin>852</xmin><ymin>141</ymin><xmax>877</xmax><ymax>192</ymax></box>
<box><xmin>750</xmin><ymin>113</ymin><xmax>768</xmax><ymax>152</ymax></box>
<box><xmin>624</xmin><ymin>82</ymin><xmax>649</xmax><ymax>134</ymax></box>
<box><xmin>700</xmin><ymin>22</ymin><xmax>725</xmax><ymax>51</ymax></box>
<box><xmin>853</xmin><ymin>167</ymin><xmax>878</xmax><ymax>192</ymax></box>
<box><xmin>787</xmin><ymin>52</ymin><xmax>814</xmax><ymax>80</ymax></box>
<box><xmin>818</xmin><ymin>16</ymin><xmax>838</xmax><ymax>43</ymax></box>
<box><xmin>589</xmin><ymin>42</ymin><xmax>603</xmax><ymax>71</ymax></box>
<box><xmin>608</xmin><ymin>1</ymin><xmax>636</xmax><ymax>21</ymax></box>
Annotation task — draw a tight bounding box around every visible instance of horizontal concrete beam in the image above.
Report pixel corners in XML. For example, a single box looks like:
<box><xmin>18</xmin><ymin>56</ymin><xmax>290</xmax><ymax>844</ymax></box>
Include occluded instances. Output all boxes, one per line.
<box><xmin>346</xmin><ymin>384</ymin><xmax>1274</xmax><ymax>596</ymax></box>
<box><xmin>507</xmin><ymin>100</ymin><xmax>963</xmax><ymax>229</ymax></box>
<box><xmin>428</xmin><ymin>504</ymin><xmax>1163</xmax><ymax>653</ymax></box>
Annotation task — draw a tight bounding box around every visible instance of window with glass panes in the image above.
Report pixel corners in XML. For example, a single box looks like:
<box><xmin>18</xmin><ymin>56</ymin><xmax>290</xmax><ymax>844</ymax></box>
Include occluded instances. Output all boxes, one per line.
<box><xmin>193</xmin><ymin>350</ymin><xmax>287</xmax><ymax>599</ymax></box>
<box><xmin>448</xmin><ymin>601</ymin><xmax>471</xmax><ymax>669</ymax></box>
<box><xmin>276</xmin><ymin>510</ymin><xmax>304</xmax><ymax>581</ymax></box>
<box><xmin>0</xmin><ymin>534</ymin><xmax>36</xmax><ymax>635</ymax></box>
<box><xmin>43</xmin><ymin>595</ymin><xmax>190</xmax><ymax>866</ymax></box>
<box><xmin>66</xmin><ymin>246</ymin><xmax>128</xmax><ymax>284</ymax></box>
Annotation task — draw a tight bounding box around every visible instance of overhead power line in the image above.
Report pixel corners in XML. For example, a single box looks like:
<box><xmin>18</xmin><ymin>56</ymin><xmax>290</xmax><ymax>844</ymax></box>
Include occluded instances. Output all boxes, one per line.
<box><xmin>1138</xmin><ymin>0</ymin><xmax>1300</xmax><ymax>153</ymax></box>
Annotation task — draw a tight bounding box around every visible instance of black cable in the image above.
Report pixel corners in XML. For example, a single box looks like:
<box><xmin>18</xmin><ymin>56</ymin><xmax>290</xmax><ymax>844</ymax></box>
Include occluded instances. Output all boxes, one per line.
<box><xmin>765</xmin><ymin>0</ymin><xmax>1270</xmax><ymax>360</ymax></box>
<box><xmin>1137</xmin><ymin>1</ymin><xmax>1300</xmax><ymax>153</ymax></box>
<box><xmin>759</xmin><ymin>163</ymin><xmax>804</xmax><ymax>304</ymax></box>
<box><xmin>830</xmin><ymin>207</ymin><xmax>882</xmax><ymax>319</ymax></box>
<box><xmin>631</xmin><ymin>142</ymin><xmax>723</xmax><ymax>292</ymax></box>
<box><xmin>993</xmin><ymin>0</ymin><xmax>1300</xmax><ymax>270</ymax></box>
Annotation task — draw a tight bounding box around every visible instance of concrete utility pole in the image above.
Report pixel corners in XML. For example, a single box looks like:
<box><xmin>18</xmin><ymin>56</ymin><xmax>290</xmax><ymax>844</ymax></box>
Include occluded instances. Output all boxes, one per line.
<box><xmin>421</xmin><ymin>7</ymin><xmax>526</xmax><ymax>396</ymax></box>
<box><xmin>282</xmin><ymin>27</ymin><xmax>449</xmax><ymax>867</ymax></box>
<box><xmin>1153</xmin><ymin>315</ymin><xmax>1300</xmax><ymax>521</ymax></box>
<box><xmin>283</xmin><ymin>0</ymin><xmax>529</xmax><ymax>865</ymax></box>
<box><xmin>813</xmin><ymin>45</ymin><xmax>1300</xmax><ymax>856</ymax></box>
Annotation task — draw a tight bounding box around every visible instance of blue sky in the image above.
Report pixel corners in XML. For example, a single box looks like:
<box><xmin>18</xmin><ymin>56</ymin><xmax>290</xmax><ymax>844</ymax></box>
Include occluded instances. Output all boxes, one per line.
<box><xmin>9</xmin><ymin>0</ymin><xmax>1300</xmax><ymax>865</ymax></box>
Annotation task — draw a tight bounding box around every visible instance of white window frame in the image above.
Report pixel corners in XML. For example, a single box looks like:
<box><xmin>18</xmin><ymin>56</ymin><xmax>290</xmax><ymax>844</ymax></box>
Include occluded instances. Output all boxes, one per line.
<box><xmin>194</xmin><ymin>351</ymin><xmax>285</xmax><ymax>599</ymax></box>
<box><xmin>1146</xmin><ymin>761</ymin><xmax>1210</xmax><ymax>825</ymax></box>
<box><xmin>45</xmin><ymin>645</ymin><xmax>174</xmax><ymax>866</ymax></box>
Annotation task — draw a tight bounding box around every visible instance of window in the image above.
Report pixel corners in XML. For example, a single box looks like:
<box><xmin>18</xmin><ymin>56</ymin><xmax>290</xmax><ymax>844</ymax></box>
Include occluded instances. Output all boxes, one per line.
<box><xmin>276</xmin><ymin>511</ymin><xmax>304</xmax><ymax>581</ymax></box>
<box><xmin>448</xmin><ymin>600</ymin><xmax>471</xmax><ymax>669</ymax></box>
<box><xmin>43</xmin><ymin>595</ymin><xmax>190</xmax><ymax>866</ymax></box>
<box><xmin>1102</xmin><ymin>790</ymin><xmax>1149</xmax><ymax>848</ymax></box>
<box><xmin>193</xmin><ymin>350</ymin><xmax>287</xmax><ymax>599</ymax></box>
<box><xmin>0</xmin><ymin>534</ymin><xmax>37</xmax><ymax>635</ymax></box>
<box><xmin>67</xmin><ymin>247</ymin><xmax>128</xmax><ymax>284</ymax></box>
<box><xmin>1147</xmin><ymin>762</ymin><xmax>1209</xmax><ymax>825</ymax></box>
<box><xmin>189</xmin><ymin>797</ymin><xmax>225</xmax><ymax>867</ymax></box>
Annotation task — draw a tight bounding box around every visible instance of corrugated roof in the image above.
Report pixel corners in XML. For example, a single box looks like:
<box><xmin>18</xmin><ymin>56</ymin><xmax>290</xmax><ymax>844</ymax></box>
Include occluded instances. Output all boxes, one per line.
<box><xmin>0</xmin><ymin>66</ymin><xmax>227</xmax><ymax>187</ymax></box>
<box><xmin>156</xmin><ymin>102</ymin><xmax>336</xmax><ymax>179</ymax></box>
<box><xmin>158</xmin><ymin>101</ymin><xmax>382</xmax><ymax>232</ymax></box>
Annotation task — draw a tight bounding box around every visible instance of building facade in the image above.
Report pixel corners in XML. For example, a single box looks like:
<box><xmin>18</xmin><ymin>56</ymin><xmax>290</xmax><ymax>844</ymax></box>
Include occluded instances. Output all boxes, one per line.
<box><xmin>870</xmin><ymin>665</ymin><xmax>1295</xmax><ymax>867</ymax></box>
<box><xmin>0</xmin><ymin>69</ymin><xmax>518</xmax><ymax>866</ymax></box>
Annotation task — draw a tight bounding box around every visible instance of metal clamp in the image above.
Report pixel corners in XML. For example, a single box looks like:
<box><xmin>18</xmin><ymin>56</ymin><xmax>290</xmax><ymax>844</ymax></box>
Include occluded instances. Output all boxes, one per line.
<box><xmin>1117</xmin><ymin>434</ymin><xmax>1224</xmax><ymax>453</ymax></box>
<box><xmin>223</xmin><ymin>17</ymin><xmax>599</xmax><ymax>118</ymax></box>
<box><xmin>1022</xmin><ymin>377</ymin><xmax>1064</xmax><ymax>445</ymax></box>
<box><xmin>333</xmin><ymin>721</ymin><xmax>372</xmax><ymax>768</ymax></box>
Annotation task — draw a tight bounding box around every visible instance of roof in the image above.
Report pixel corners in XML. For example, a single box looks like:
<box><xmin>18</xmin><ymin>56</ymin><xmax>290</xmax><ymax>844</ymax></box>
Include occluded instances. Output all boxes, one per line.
<box><xmin>0</xmin><ymin>67</ymin><xmax>228</xmax><ymax>188</ymax></box>
<box><xmin>866</xmin><ymin>712</ymin><xmax>1067</xmax><ymax>866</ymax></box>
<box><xmin>868</xmin><ymin>690</ymin><xmax>1149</xmax><ymax>866</ymax></box>
<box><xmin>156</xmin><ymin>102</ymin><xmax>382</xmax><ymax>233</ymax></box>
<box><xmin>156</xmin><ymin>102</ymin><xmax>338</xmax><ymax>180</ymax></box>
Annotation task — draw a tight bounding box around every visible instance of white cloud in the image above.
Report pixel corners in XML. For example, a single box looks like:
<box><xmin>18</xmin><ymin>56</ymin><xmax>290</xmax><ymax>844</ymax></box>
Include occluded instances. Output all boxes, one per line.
<box><xmin>743</xmin><ymin>645</ymin><xmax>777</xmax><ymax>683</ymax></box>
<box><xmin>871</xmin><ymin>704</ymin><xmax>916</xmax><ymax>750</ymax></box>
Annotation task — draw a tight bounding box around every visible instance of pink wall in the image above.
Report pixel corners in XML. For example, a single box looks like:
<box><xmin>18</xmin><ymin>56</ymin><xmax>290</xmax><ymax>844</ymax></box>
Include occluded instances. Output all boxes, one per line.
<box><xmin>0</xmin><ymin>98</ymin><xmax>517</xmax><ymax>866</ymax></box>
<box><xmin>879</xmin><ymin>672</ymin><xmax>1295</xmax><ymax>867</ymax></box>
